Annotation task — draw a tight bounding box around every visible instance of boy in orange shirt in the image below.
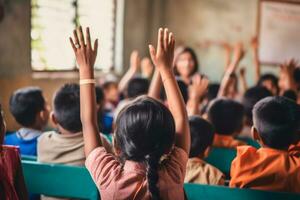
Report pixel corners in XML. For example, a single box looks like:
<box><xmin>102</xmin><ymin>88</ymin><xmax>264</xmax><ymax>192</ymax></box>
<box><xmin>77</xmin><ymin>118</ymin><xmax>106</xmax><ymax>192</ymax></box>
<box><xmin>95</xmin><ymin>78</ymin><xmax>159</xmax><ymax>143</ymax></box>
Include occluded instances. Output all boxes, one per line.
<box><xmin>230</xmin><ymin>96</ymin><xmax>300</xmax><ymax>193</ymax></box>
<box><xmin>207</xmin><ymin>98</ymin><xmax>246</xmax><ymax>149</ymax></box>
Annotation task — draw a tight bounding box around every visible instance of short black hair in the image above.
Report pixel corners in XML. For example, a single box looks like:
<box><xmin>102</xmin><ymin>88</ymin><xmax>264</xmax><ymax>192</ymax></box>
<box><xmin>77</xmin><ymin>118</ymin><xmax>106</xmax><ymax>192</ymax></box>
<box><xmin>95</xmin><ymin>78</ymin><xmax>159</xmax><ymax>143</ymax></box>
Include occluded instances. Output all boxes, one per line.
<box><xmin>160</xmin><ymin>79</ymin><xmax>188</xmax><ymax>104</ymax></box>
<box><xmin>293</xmin><ymin>68</ymin><xmax>300</xmax><ymax>90</ymax></box>
<box><xmin>95</xmin><ymin>86</ymin><xmax>104</xmax><ymax>105</ymax></box>
<box><xmin>9</xmin><ymin>87</ymin><xmax>45</xmax><ymax>127</ymax></box>
<box><xmin>189</xmin><ymin>116</ymin><xmax>214</xmax><ymax>158</ymax></box>
<box><xmin>53</xmin><ymin>83</ymin><xmax>81</xmax><ymax>133</ymax></box>
<box><xmin>253</xmin><ymin>96</ymin><xmax>300</xmax><ymax>150</ymax></box>
<box><xmin>206</xmin><ymin>83</ymin><xmax>220</xmax><ymax>102</ymax></box>
<box><xmin>257</xmin><ymin>73</ymin><xmax>279</xmax><ymax>93</ymax></box>
<box><xmin>207</xmin><ymin>98</ymin><xmax>244</xmax><ymax>135</ymax></box>
<box><xmin>282</xmin><ymin>90</ymin><xmax>297</xmax><ymax>102</ymax></box>
<box><xmin>127</xmin><ymin>77</ymin><xmax>149</xmax><ymax>99</ymax></box>
<box><xmin>242</xmin><ymin>86</ymin><xmax>272</xmax><ymax>125</ymax></box>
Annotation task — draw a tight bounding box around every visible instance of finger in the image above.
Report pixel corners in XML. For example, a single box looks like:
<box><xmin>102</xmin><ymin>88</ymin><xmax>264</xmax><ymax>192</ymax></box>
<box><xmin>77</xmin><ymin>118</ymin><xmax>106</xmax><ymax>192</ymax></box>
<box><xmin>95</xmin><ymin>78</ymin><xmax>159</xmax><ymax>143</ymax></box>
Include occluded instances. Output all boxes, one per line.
<box><xmin>69</xmin><ymin>37</ymin><xmax>77</xmax><ymax>52</ymax></box>
<box><xmin>73</xmin><ymin>30</ymin><xmax>80</xmax><ymax>46</ymax></box>
<box><xmin>170</xmin><ymin>33</ymin><xmax>175</xmax><ymax>53</ymax></box>
<box><xmin>157</xmin><ymin>28</ymin><xmax>164</xmax><ymax>50</ymax></box>
<box><xmin>77</xmin><ymin>26</ymin><xmax>85</xmax><ymax>47</ymax></box>
<box><xmin>86</xmin><ymin>27</ymin><xmax>92</xmax><ymax>49</ymax></box>
<box><xmin>164</xmin><ymin>28</ymin><xmax>169</xmax><ymax>50</ymax></box>
<box><xmin>148</xmin><ymin>45</ymin><xmax>156</xmax><ymax>63</ymax></box>
<box><xmin>93</xmin><ymin>39</ymin><xmax>98</xmax><ymax>54</ymax></box>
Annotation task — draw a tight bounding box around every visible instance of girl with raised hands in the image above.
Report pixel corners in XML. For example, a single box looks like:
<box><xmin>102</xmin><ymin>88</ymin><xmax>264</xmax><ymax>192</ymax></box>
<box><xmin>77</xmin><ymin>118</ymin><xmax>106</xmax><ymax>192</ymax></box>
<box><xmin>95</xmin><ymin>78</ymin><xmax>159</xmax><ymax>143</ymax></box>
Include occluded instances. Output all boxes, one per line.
<box><xmin>69</xmin><ymin>27</ymin><xmax>190</xmax><ymax>200</ymax></box>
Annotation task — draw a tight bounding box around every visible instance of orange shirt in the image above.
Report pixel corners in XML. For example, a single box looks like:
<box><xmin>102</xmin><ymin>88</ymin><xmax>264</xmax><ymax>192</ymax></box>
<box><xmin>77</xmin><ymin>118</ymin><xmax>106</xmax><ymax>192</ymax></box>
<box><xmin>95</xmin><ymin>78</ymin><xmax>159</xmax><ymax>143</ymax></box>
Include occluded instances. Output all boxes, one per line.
<box><xmin>213</xmin><ymin>134</ymin><xmax>246</xmax><ymax>149</ymax></box>
<box><xmin>230</xmin><ymin>146</ymin><xmax>300</xmax><ymax>193</ymax></box>
<box><xmin>85</xmin><ymin>146</ymin><xmax>188</xmax><ymax>200</ymax></box>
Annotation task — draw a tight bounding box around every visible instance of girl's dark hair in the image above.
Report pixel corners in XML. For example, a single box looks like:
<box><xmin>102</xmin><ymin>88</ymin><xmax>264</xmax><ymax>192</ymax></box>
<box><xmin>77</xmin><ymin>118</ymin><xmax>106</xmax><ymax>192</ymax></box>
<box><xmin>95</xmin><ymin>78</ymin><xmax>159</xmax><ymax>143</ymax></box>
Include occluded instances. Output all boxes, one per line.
<box><xmin>174</xmin><ymin>47</ymin><xmax>199</xmax><ymax>77</ymax></box>
<box><xmin>115</xmin><ymin>96</ymin><xmax>175</xmax><ymax>199</ymax></box>
<box><xmin>257</xmin><ymin>73</ymin><xmax>279</xmax><ymax>95</ymax></box>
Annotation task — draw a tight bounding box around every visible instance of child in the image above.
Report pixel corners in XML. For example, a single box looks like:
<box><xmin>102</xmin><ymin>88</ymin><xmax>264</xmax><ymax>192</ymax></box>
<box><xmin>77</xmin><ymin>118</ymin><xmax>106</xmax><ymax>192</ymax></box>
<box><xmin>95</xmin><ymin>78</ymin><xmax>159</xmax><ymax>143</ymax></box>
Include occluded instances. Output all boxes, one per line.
<box><xmin>114</xmin><ymin>77</ymin><xmax>149</xmax><ymax>118</ymax></box>
<box><xmin>207</xmin><ymin>98</ymin><xmax>246</xmax><ymax>148</ymax></box>
<box><xmin>5</xmin><ymin>87</ymin><xmax>49</xmax><ymax>156</ymax></box>
<box><xmin>37</xmin><ymin>84</ymin><xmax>86</xmax><ymax>166</ymax></box>
<box><xmin>184</xmin><ymin>116</ymin><xmax>225</xmax><ymax>185</ymax></box>
<box><xmin>0</xmin><ymin>104</ymin><xmax>28</xmax><ymax>200</ymax></box>
<box><xmin>69</xmin><ymin>27</ymin><xmax>190</xmax><ymax>199</ymax></box>
<box><xmin>240</xmin><ymin>86</ymin><xmax>272</xmax><ymax>138</ymax></box>
<box><xmin>257</xmin><ymin>74</ymin><xmax>279</xmax><ymax>95</ymax></box>
<box><xmin>102</xmin><ymin>80</ymin><xmax>119</xmax><ymax>112</ymax></box>
<box><xmin>230</xmin><ymin>96</ymin><xmax>300</xmax><ymax>193</ymax></box>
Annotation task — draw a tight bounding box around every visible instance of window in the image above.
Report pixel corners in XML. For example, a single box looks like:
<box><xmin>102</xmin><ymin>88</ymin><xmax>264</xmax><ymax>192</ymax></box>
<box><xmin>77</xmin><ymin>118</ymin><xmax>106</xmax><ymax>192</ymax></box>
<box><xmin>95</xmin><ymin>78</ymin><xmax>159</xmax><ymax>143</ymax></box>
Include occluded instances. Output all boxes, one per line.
<box><xmin>31</xmin><ymin>0</ymin><xmax>116</xmax><ymax>71</ymax></box>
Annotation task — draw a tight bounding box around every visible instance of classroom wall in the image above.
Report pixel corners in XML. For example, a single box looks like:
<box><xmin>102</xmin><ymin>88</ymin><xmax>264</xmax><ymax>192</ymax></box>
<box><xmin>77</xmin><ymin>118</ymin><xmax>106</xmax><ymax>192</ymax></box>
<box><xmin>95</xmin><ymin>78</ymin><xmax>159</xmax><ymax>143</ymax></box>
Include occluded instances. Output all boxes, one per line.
<box><xmin>0</xmin><ymin>0</ymin><xmax>278</xmax><ymax>130</ymax></box>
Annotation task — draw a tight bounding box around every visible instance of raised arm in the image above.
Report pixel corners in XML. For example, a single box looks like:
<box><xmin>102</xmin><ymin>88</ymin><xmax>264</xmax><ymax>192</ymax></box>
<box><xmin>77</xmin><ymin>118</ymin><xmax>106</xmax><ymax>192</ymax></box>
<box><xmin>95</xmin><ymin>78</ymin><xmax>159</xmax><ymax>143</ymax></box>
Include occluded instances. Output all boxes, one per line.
<box><xmin>239</xmin><ymin>67</ymin><xmax>248</xmax><ymax>94</ymax></box>
<box><xmin>149</xmin><ymin>28</ymin><xmax>190</xmax><ymax>153</ymax></box>
<box><xmin>148</xmin><ymin>68</ymin><xmax>163</xmax><ymax>100</ymax></box>
<box><xmin>218</xmin><ymin>42</ymin><xmax>244</xmax><ymax>98</ymax></box>
<box><xmin>187</xmin><ymin>74</ymin><xmax>209</xmax><ymax>116</ymax></box>
<box><xmin>279</xmin><ymin>59</ymin><xmax>298</xmax><ymax>94</ymax></box>
<box><xmin>69</xmin><ymin>27</ymin><xmax>102</xmax><ymax>156</ymax></box>
<box><xmin>251</xmin><ymin>36</ymin><xmax>260</xmax><ymax>83</ymax></box>
<box><xmin>118</xmin><ymin>50</ymin><xmax>140</xmax><ymax>92</ymax></box>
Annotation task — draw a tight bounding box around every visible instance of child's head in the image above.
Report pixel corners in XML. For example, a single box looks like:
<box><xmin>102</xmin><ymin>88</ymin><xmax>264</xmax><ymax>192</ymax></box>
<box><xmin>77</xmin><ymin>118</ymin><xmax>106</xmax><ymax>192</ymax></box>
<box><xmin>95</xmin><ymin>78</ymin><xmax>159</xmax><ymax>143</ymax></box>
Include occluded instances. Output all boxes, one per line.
<box><xmin>102</xmin><ymin>81</ymin><xmax>119</xmax><ymax>103</ymax></box>
<box><xmin>207</xmin><ymin>98</ymin><xmax>244</xmax><ymax>136</ymax></box>
<box><xmin>160</xmin><ymin>79</ymin><xmax>188</xmax><ymax>104</ymax></box>
<box><xmin>189</xmin><ymin>116</ymin><xmax>214</xmax><ymax>158</ymax></box>
<box><xmin>115</xmin><ymin>96</ymin><xmax>175</xmax><ymax>198</ymax></box>
<box><xmin>95</xmin><ymin>85</ymin><xmax>105</xmax><ymax>112</ymax></box>
<box><xmin>252</xmin><ymin>96</ymin><xmax>300</xmax><ymax>150</ymax></box>
<box><xmin>257</xmin><ymin>74</ymin><xmax>279</xmax><ymax>95</ymax></box>
<box><xmin>242</xmin><ymin>86</ymin><xmax>272</xmax><ymax>126</ymax></box>
<box><xmin>126</xmin><ymin>77</ymin><xmax>149</xmax><ymax>99</ymax></box>
<box><xmin>174</xmin><ymin>47</ymin><xmax>199</xmax><ymax>78</ymax></box>
<box><xmin>51</xmin><ymin>83</ymin><xmax>81</xmax><ymax>133</ymax></box>
<box><xmin>9</xmin><ymin>87</ymin><xmax>49</xmax><ymax>130</ymax></box>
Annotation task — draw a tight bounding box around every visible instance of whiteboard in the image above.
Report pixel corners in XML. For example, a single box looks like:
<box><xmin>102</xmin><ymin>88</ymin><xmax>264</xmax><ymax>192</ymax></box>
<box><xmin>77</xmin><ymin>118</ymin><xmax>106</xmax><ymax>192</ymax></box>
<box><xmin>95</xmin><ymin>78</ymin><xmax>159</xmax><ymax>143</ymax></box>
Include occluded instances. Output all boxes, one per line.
<box><xmin>259</xmin><ymin>1</ymin><xmax>300</xmax><ymax>65</ymax></box>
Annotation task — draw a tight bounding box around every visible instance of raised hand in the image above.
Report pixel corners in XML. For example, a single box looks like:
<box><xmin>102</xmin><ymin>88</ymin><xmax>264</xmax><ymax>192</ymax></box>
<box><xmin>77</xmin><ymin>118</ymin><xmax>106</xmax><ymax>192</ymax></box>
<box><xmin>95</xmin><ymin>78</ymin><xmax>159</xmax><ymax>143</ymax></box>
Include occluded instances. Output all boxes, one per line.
<box><xmin>279</xmin><ymin>59</ymin><xmax>298</xmax><ymax>92</ymax></box>
<box><xmin>141</xmin><ymin>57</ymin><xmax>154</xmax><ymax>78</ymax></box>
<box><xmin>189</xmin><ymin>74</ymin><xmax>209</xmax><ymax>101</ymax></box>
<box><xmin>232</xmin><ymin>42</ymin><xmax>245</xmax><ymax>63</ymax></box>
<box><xmin>69</xmin><ymin>26</ymin><xmax>98</xmax><ymax>78</ymax></box>
<box><xmin>251</xmin><ymin>36</ymin><xmax>258</xmax><ymax>50</ymax></box>
<box><xmin>129</xmin><ymin>50</ymin><xmax>141</xmax><ymax>73</ymax></box>
<box><xmin>149</xmin><ymin>28</ymin><xmax>175</xmax><ymax>70</ymax></box>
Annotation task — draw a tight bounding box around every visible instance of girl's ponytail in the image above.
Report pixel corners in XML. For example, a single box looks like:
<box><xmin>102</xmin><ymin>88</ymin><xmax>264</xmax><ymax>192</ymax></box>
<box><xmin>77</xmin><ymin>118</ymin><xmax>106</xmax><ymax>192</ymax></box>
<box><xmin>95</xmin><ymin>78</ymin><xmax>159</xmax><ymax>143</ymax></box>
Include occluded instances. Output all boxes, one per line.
<box><xmin>145</xmin><ymin>152</ymin><xmax>161</xmax><ymax>200</ymax></box>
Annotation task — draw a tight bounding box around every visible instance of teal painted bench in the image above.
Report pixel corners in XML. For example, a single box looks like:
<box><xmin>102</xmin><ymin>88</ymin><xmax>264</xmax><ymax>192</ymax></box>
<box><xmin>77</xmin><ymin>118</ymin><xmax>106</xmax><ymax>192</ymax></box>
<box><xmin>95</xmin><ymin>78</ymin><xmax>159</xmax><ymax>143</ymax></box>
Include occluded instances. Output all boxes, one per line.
<box><xmin>22</xmin><ymin>160</ymin><xmax>99</xmax><ymax>200</ymax></box>
<box><xmin>184</xmin><ymin>183</ymin><xmax>300</xmax><ymax>200</ymax></box>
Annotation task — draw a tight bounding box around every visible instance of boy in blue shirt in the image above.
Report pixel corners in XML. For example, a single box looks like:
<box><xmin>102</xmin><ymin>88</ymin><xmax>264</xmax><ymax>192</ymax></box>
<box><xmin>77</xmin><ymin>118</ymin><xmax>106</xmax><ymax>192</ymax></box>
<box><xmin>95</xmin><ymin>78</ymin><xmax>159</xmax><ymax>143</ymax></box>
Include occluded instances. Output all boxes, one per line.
<box><xmin>5</xmin><ymin>86</ymin><xmax>49</xmax><ymax>156</ymax></box>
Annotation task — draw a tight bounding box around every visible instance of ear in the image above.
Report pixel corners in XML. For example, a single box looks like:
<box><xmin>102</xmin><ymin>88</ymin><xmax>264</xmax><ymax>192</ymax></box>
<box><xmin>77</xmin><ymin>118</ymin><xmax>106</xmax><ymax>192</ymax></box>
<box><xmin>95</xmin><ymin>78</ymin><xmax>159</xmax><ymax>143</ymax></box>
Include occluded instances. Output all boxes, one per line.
<box><xmin>50</xmin><ymin>111</ymin><xmax>58</xmax><ymax>126</ymax></box>
<box><xmin>251</xmin><ymin>126</ymin><xmax>263</xmax><ymax>145</ymax></box>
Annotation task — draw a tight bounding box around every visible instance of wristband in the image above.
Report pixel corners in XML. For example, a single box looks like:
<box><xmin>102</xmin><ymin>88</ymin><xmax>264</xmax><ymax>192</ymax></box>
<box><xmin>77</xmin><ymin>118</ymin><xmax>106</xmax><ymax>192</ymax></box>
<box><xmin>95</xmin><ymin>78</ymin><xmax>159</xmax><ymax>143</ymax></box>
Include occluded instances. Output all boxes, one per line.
<box><xmin>79</xmin><ymin>79</ymin><xmax>96</xmax><ymax>85</ymax></box>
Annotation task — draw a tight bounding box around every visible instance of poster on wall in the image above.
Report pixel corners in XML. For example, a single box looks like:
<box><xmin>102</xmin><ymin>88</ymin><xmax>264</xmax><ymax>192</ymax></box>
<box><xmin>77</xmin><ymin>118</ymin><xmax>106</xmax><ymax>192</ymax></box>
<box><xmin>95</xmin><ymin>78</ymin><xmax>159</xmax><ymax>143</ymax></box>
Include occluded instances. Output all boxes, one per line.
<box><xmin>258</xmin><ymin>0</ymin><xmax>300</xmax><ymax>65</ymax></box>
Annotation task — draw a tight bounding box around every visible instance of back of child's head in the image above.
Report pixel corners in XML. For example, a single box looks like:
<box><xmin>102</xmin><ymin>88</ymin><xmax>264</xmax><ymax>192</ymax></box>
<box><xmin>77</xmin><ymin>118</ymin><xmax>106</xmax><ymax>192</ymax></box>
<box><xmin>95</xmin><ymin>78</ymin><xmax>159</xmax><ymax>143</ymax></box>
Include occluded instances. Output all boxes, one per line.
<box><xmin>189</xmin><ymin>116</ymin><xmax>214</xmax><ymax>158</ymax></box>
<box><xmin>206</xmin><ymin>83</ymin><xmax>220</xmax><ymax>102</ymax></box>
<box><xmin>242</xmin><ymin>86</ymin><xmax>272</xmax><ymax>126</ymax></box>
<box><xmin>115</xmin><ymin>95</ymin><xmax>175</xmax><ymax>199</ymax></box>
<box><xmin>95</xmin><ymin>86</ymin><xmax>104</xmax><ymax>106</ymax></box>
<box><xmin>53</xmin><ymin>83</ymin><xmax>81</xmax><ymax>133</ymax></box>
<box><xmin>282</xmin><ymin>90</ymin><xmax>297</xmax><ymax>102</ymax></box>
<box><xmin>253</xmin><ymin>96</ymin><xmax>300</xmax><ymax>150</ymax></box>
<box><xmin>126</xmin><ymin>77</ymin><xmax>149</xmax><ymax>99</ymax></box>
<box><xmin>160</xmin><ymin>79</ymin><xmax>188</xmax><ymax>104</ymax></box>
<box><xmin>207</xmin><ymin>98</ymin><xmax>244</xmax><ymax>135</ymax></box>
<box><xmin>9</xmin><ymin>87</ymin><xmax>46</xmax><ymax>127</ymax></box>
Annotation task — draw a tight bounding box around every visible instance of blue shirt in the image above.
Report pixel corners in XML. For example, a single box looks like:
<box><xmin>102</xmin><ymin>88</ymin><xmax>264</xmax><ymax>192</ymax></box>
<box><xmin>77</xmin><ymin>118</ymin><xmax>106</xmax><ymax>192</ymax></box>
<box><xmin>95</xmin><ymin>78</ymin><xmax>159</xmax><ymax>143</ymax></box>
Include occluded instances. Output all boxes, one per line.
<box><xmin>5</xmin><ymin>128</ymin><xmax>42</xmax><ymax>156</ymax></box>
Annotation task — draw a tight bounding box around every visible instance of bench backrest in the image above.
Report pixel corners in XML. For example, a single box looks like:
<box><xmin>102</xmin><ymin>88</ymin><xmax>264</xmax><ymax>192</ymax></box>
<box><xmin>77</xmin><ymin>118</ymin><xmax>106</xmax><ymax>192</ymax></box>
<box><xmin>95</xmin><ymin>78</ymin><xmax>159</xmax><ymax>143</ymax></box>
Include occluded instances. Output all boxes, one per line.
<box><xmin>184</xmin><ymin>183</ymin><xmax>300</xmax><ymax>200</ymax></box>
<box><xmin>22</xmin><ymin>160</ymin><xmax>99</xmax><ymax>200</ymax></box>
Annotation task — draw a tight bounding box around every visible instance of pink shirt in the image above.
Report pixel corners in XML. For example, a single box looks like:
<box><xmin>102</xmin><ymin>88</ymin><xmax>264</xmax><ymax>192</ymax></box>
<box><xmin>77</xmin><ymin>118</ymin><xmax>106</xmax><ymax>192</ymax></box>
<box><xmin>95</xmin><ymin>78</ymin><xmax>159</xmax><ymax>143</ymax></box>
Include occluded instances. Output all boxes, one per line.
<box><xmin>85</xmin><ymin>146</ymin><xmax>188</xmax><ymax>200</ymax></box>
